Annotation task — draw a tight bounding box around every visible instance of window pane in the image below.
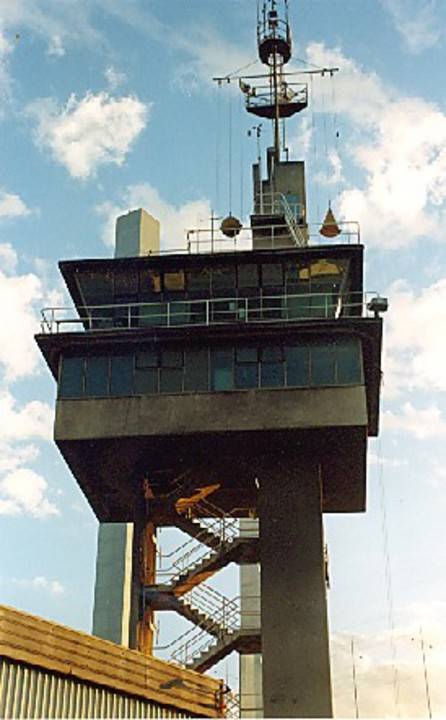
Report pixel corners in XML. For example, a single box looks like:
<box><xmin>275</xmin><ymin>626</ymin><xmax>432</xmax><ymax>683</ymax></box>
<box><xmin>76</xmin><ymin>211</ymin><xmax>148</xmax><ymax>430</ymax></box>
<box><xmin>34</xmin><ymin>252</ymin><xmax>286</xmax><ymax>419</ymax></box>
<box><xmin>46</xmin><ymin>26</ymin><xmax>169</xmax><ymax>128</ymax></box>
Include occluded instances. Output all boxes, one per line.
<box><xmin>59</xmin><ymin>357</ymin><xmax>84</xmax><ymax>398</ymax></box>
<box><xmin>136</xmin><ymin>351</ymin><xmax>158</xmax><ymax>369</ymax></box>
<box><xmin>238</xmin><ymin>264</ymin><xmax>259</xmax><ymax>288</ymax></box>
<box><xmin>261</xmin><ymin>296</ymin><xmax>283</xmax><ymax>320</ymax></box>
<box><xmin>134</xmin><ymin>368</ymin><xmax>158</xmax><ymax>394</ymax></box>
<box><xmin>286</xmin><ymin>346</ymin><xmax>310</xmax><ymax>387</ymax></box>
<box><xmin>184</xmin><ymin>350</ymin><xmax>209</xmax><ymax>392</ymax></box>
<box><xmin>236</xmin><ymin>347</ymin><xmax>258</xmax><ymax>362</ymax></box>
<box><xmin>286</xmin><ymin>295</ymin><xmax>311</xmax><ymax>319</ymax></box>
<box><xmin>164</xmin><ymin>271</ymin><xmax>185</xmax><ymax>292</ymax></box>
<box><xmin>262</xmin><ymin>263</ymin><xmax>283</xmax><ymax>287</ymax></box>
<box><xmin>161</xmin><ymin>350</ymin><xmax>183</xmax><ymax>368</ymax></box>
<box><xmin>85</xmin><ymin>357</ymin><xmax>109</xmax><ymax>396</ymax></box>
<box><xmin>261</xmin><ymin>347</ymin><xmax>282</xmax><ymax>362</ymax></box>
<box><xmin>311</xmin><ymin>343</ymin><xmax>336</xmax><ymax>386</ymax></box>
<box><xmin>235</xmin><ymin>364</ymin><xmax>258</xmax><ymax>389</ymax></box>
<box><xmin>168</xmin><ymin>301</ymin><xmax>190</xmax><ymax>326</ymax></box>
<box><xmin>160</xmin><ymin>368</ymin><xmax>183</xmax><ymax>393</ymax></box>
<box><xmin>139</xmin><ymin>269</ymin><xmax>162</xmax><ymax>299</ymax></box>
<box><xmin>212</xmin><ymin>266</ymin><xmax>236</xmax><ymax>295</ymax></box>
<box><xmin>138</xmin><ymin>303</ymin><xmax>167</xmax><ymax>327</ymax></box>
<box><xmin>261</xmin><ymin>362</ymin><xmax>284</xmax><ymax>388</ymax></box>
<box><xmin>211</xmin><ymin>350</ymin><xmax>234</xmax><ymax>391</ymax></box>
<box><xmin>110</xmin><ymin>356</ymin><xmax>134</xmax><ymax>397</ymax></box>
<box><xmin>336</xmin><ymin>339</ymin><xmax>362</xmax><ymax>384</ymax></box>
<box><xmin>186</xmin><ymin>268</ymin><xmax>211</xmax><ymax>296</ymax></box>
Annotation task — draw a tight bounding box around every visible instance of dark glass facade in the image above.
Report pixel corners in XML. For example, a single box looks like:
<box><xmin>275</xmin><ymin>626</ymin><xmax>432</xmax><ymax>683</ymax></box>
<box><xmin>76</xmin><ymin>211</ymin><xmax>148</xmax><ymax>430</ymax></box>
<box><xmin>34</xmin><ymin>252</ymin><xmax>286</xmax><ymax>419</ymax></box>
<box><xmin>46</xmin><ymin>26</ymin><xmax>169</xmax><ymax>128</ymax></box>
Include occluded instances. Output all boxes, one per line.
<box><xmin>58</xmin><ymin>338</ymin><xmax>363</xmax><ymax>399</ymax></box>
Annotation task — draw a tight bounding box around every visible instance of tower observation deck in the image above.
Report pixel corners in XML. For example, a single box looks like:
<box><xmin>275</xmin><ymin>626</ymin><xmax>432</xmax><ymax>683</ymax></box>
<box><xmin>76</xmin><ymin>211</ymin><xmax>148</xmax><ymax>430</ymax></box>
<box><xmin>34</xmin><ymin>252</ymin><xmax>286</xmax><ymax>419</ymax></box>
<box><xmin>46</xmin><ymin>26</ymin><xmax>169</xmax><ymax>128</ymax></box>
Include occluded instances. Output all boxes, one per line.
<box><xmin>36</xmin><ymin>2</ymin><xmax>385</xmax><ymax>717</ymax></box>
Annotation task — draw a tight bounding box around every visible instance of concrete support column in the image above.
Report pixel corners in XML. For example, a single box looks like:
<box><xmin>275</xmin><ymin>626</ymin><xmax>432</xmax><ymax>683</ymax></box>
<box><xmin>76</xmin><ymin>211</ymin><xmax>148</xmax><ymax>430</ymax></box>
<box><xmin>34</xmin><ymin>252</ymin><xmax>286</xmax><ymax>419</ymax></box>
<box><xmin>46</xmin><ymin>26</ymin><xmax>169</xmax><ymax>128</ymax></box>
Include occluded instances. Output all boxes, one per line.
<box><xmin>259</xmin><ymin>458</ymin><xmax>332</xmax><ymax>718</ymax></box>
<box><xmin>92</xmin><ymin>523</ymin><xmax>133</xmax><ymax>646</ymax></box>
<box><xmin>239</xmin><ymin>519</ymin><xmax>263</xmax><ymax>718</ymax></box>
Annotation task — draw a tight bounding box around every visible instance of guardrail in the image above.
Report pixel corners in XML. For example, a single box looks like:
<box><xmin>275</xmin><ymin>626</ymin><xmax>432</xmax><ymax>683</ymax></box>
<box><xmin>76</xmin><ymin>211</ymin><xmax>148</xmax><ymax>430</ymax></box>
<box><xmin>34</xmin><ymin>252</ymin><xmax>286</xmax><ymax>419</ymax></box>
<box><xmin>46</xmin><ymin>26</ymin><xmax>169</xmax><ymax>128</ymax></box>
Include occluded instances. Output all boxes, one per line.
<box><xmin>40</xmin><ymin>290</ymin><xmax>379</xmax><ymax>334</ymax></box>
<box><xmin>185</xmin><ymin>220</ymin><xmax>359</xmax><ymax>254</ymax></box>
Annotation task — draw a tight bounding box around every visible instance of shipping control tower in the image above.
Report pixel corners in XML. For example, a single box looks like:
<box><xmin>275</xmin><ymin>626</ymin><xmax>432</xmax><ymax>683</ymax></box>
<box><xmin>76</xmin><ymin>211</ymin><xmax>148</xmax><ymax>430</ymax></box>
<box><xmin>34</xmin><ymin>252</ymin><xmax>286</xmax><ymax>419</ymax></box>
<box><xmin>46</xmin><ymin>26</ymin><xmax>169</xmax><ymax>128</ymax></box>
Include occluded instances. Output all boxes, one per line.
<box><xmin>36</xmin><ymin>1</ymin><xmax>385</xmax><ymax>717</ymax></box>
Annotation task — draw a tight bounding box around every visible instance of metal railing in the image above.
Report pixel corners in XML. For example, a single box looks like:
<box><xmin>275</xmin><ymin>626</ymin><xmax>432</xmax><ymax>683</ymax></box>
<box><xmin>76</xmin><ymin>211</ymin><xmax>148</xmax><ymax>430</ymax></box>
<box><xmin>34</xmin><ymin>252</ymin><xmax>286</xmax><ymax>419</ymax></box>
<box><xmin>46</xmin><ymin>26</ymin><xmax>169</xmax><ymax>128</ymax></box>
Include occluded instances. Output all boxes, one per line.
<box><xmin>156</xmin><ymin>594</ymin><xmax>260</xmax><ymax>668</ymax></box>
<box><xmin>245</xmin><ymin>82</ymin><xmax>308</xmax><ymax>114</ymax></box>
<box><xmin>40</xmin><ymin>290</ymin><xmax>377</xmax><ymax>334</ymax></box>
<box><xmin>157</xmin><ymin>502</ymin><xmax>240</xmax><ymax>585</ymax></box>
<box><xmin>184</xmin><ymin>220</ymin><xmax>359</xmax><ymax>253</ymax></box>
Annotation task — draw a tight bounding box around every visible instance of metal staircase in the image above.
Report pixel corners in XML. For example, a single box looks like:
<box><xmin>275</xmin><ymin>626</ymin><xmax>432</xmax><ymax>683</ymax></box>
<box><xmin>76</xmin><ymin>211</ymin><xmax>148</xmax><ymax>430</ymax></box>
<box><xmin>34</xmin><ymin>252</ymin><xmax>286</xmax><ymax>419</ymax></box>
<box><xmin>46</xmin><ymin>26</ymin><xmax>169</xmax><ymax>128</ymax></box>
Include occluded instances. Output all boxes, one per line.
<box><xmin>147</xmin><ymin>485</ymin><xmax>260</xmax><ymax>673</ymax></box>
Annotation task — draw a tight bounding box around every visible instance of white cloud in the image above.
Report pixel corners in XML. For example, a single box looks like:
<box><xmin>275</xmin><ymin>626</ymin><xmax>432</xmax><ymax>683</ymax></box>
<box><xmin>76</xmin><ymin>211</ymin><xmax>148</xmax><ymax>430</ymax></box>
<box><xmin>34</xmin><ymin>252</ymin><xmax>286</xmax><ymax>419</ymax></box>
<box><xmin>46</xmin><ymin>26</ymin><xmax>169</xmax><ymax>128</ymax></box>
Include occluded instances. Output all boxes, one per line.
<box><xmin>0</xmin><ymin>28</ymin><xmax>13</xmax><ymax>114</ymax></box>
<box><xmin>305</xmin><ymin>43</ymin><xmax>446</xmax><ymax>249</ymax></box>
<box><xmin>384</xmin><ymin>279</ymin><xmax>446</xmax><ymax>395</ymax></box>
<box><xmin>0</xmin><ymin>391</ymin><xmax>53</xmax><ymax>443</ymax></box>
<box><xmin>28</xmin><ymin>91</ymin><xmax>148</xmax><ymax>179</ymax></box>
<box><xmin>47</xmin><ymin>34</ymin><xmax>65</xmax><ymax>57</ymax></box>
<box><xmin>368</xmin><ymin>451</ymin><xmax>408</xmax><ymax>468</ymax></box>
<box><xmin>383</xmin><ymin>402</ymin><xmax>446</xmax><ymax>439</ymax></box>
<box><xmin>11</xmin><ymin>575</ymin><xmax>64</xmax><ymax>595</ymax></box>
<box><xmin>0</xmin><ymin>468</ymin><xmax>58</xmax><ymax>517</ymax></box>
<box><xmin>382</xmin><ymin>0</ymin><xmax>441</xmax><ymax>54</ymax></box>
<box><xmin>0</xmin><ymin>189</ymin><xmax>31</xmax><ymax>218</ymax></box>
<box><xmin>0</xmin><ymin>242</ymin><xmax>17</xmax><ymax>272</ymax></box>
<box><xmin>105</xmin><ymin>65</ymin><xmax>126</xmax><ymax>90</ymax></box>
<box><xmin>332</xmin><ymin>622</ymin><xmax>446</xmax><ymax>717</ymax></box>
<box><xmin>96</xmin><ymin>183</ymin><xmax>212</xmax><ymax>252</ymax></box>
<box><xmin>0</xmin><ymin>254</ymin><xmax>43</xmax><ymax>381</ymax></box>
<box><xmin>0</xmin><ymin>1</ymin><xmax>102</xmax><ymax>56</ymax></box>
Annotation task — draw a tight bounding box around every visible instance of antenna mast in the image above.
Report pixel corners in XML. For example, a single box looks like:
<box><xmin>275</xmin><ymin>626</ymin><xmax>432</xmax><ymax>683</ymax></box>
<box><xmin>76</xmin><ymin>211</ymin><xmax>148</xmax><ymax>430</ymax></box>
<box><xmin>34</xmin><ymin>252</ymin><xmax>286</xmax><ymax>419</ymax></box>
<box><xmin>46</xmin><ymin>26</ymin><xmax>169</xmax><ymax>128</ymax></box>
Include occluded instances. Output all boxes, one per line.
<box><xmin>256</xmin><ymin>0</ymin><xmax>296</xmax><ymax>161</ymax></box>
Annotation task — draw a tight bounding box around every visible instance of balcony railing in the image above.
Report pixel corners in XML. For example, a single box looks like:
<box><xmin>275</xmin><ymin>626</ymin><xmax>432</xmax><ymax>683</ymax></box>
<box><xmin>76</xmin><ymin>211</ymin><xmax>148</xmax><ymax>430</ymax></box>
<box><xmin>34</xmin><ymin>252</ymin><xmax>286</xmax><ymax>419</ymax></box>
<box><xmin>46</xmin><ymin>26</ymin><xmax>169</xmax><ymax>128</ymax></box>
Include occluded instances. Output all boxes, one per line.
<box><xmin>183</xmin><ymin>221</ymin><xmax>359</xmax><ymax>254</ymax></box>
<box><xmin>40</xmin><ymin>291</ymin><xmax>380</xmax><ymax>335</ymax></box>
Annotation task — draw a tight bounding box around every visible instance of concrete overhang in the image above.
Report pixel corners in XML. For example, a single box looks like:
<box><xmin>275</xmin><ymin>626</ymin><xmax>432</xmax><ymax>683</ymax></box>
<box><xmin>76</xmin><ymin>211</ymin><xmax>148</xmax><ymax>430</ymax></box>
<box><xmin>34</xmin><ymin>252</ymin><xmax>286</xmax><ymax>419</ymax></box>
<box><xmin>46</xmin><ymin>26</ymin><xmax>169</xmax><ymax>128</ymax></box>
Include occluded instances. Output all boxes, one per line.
<box><xmin>54</xmin><ymin>385</ymin><xmax>369</xmax><ymax>520</ymax></box>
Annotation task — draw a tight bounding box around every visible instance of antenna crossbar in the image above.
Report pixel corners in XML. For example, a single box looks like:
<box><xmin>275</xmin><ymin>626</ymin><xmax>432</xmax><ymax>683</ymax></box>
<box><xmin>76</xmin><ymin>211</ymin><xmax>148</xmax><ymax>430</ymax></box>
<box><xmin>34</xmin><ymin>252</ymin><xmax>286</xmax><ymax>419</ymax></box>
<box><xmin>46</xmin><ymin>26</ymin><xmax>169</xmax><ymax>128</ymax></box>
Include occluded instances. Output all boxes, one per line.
<box><xmin>212</xmin><ymin>67</ymin><xmax>339</xmax><ymax>84</ymax></box>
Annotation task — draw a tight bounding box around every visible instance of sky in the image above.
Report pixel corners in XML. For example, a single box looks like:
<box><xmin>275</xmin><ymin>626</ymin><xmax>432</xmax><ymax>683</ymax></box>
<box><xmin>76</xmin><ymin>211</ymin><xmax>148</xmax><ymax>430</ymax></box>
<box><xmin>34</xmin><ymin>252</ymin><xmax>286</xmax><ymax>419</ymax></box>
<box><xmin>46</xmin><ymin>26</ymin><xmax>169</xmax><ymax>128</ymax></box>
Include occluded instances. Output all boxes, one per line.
<box><xmin>0</xmin><ymin>0</ymin><xmax>445</xmax><ymax>715</ymax></box>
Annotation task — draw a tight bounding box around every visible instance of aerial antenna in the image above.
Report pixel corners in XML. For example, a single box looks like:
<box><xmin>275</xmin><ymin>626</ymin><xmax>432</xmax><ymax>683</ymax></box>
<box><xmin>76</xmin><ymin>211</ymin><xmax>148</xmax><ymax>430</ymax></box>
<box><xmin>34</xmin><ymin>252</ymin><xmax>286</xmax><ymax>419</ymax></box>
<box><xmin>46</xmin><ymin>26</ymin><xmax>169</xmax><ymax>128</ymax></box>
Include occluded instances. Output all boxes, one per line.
<box><xmin>214</xmin><ymin>1</ymin><xmax>338</xmax><ymax>166</ymax></box>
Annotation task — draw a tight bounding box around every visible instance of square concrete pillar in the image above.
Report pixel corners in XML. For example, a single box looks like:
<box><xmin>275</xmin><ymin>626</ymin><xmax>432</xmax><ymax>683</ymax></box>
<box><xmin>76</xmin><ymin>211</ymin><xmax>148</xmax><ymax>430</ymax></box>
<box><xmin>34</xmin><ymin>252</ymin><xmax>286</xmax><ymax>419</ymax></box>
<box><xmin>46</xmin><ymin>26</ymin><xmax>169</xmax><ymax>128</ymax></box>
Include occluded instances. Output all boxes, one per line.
<box><xmin>259</xmin><ymin>457</ymin><xmax>332</xmax><ymax>718</ymax></box>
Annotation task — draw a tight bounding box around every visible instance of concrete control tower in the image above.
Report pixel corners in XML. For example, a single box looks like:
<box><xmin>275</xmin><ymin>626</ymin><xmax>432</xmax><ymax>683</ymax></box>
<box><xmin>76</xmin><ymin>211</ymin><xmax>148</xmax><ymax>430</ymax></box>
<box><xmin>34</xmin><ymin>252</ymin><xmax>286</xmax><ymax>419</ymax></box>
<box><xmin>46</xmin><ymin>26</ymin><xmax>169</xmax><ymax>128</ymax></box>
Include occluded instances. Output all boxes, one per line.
<box><xmin>36</xmin><ymin>1</ymin><xmax>385</xmax><ymax>717</ymax></box>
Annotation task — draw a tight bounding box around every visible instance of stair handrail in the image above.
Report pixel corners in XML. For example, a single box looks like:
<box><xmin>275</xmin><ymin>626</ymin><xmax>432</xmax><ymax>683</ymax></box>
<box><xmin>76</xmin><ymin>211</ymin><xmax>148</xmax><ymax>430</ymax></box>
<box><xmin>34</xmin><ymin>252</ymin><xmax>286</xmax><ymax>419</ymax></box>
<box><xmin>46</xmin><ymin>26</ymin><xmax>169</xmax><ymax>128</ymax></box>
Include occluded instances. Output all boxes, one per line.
<box><xmin>185</xmin><ymin>583</ymin><xmax>240</xmax><ymax>620</ymax></box>
<box><xmin>279</xmin><ymin>193</ymin><xmax>307</xmax><ymax>247</ymax></box>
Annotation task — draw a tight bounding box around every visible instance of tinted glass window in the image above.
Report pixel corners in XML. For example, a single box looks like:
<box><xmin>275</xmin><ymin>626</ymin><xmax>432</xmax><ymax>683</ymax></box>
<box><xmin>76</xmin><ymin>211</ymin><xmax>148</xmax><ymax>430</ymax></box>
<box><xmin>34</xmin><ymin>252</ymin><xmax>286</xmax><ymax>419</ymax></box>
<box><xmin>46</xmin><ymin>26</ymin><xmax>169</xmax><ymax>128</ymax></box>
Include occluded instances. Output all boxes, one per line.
<box><xmin>211</xmin><ymin>349</ymin><xmax>234</xmax><ymax>391</ymax></box>
<box><xmin>236</xmin><ymin>347</ymin><xmax>257</xmax><ymax>362</ymax></box>
<box><xmin>161</xmin><ymin>351</ymin><xmax>183</xmax><ymax>368</ymax></box>
<box><xmin>262</xmin><ymin>263</ymin><xmax>283</xmax><ymax>287</ymax></box>
<box><xmin>139</xmin><ymin>269</ymin><xmax>162</xmax><ymax>299</ymax></box>
<box><xmin>134</xmin><ymin>368</ymin><xmax>158</xmax><ymax>394</ymax></box>
<box><xmin>336</xmin><ymin>339</ymin><xmax>362</xmax><ymax>384</ymax></box>
<box><xmin>184</xmin><ymin>350</ymin><xmax>209</xmax><ymax>392</ymax></box>
<box><xmin>286</xmin><ymin>346</ymin><xmax>310</xmax><ymax>387</ymax></box>
<box><xmin>136</xmin><ymin>351</ymin><xmax>158</xmax><ymax>368</ymax></box>
<box><xmin>138</xmin><ymin>303</ymin><xmax>167</xmax><ymax>327</ymax></box>
<box><xmin>85</xmin><ymin>357</ymin><xmax>109</xmax><ymax>396</ymax></box>
<box><xmin>59</xmin><ymin>357</ymin><xmax>84</xmax><ymax>398</ymax></box>
<box><xmin>110</xmin><ymin>356</ymin><xmax>134</xmax><ymax>397</ymax></box>
<box><xmin>187</xmin><ymin>268</ymin><xmax>211</xmax><ymax>296</ymax></box>
<box><xmin>160</xmin><ymin>369</ymin><xmax>183</xmax><ymax>393</ymax></box>
<box><xmin>164</xmin><ymin>271</ymin><xmax>185</xmax><ymax>292</ymax></box>
<box><xmin>235</xmin><ymin>364</ymin><xmax>258</xmax><ymax>389</ymax></box>
<box><xmin>261</xmin><ymin>362</ymin><xmax>284</xmax><ymax>388</ymax></box>
<box><xmin>212</xmin><ymin>267</ymin><xmax>236</xmax><ymax>295</ymax></box>
<box><xmin>238</xmin><ymin>264</ymin><xmax>259</xmax><ymax>288</ymax></box>
<box><xmin>311</xmin><ymin>343</ymin><xmax>336</xmax><ymax>386</ymax></box>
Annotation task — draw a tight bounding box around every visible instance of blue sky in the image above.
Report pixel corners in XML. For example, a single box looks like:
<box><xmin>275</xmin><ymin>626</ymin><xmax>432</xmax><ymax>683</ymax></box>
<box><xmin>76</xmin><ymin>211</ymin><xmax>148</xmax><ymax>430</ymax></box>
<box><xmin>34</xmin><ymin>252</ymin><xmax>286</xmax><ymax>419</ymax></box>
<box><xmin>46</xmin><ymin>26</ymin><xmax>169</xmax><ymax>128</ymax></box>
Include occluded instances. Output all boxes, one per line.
<box><xmin>0</xmin><ymin>0</ymin><xmax>446</xmax><ymax>715</ymax></box>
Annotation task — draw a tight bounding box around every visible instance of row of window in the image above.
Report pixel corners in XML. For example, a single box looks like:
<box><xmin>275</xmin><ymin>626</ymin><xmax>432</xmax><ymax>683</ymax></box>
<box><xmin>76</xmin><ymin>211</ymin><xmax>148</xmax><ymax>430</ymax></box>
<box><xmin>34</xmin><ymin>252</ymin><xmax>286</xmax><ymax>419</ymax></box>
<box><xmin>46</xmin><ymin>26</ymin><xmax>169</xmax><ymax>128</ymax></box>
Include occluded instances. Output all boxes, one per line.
<box><xmin>82</xmin><ymin>258</ymin><xmax>348</xmax><ymax>304</ymax></box>
<box><xmin>89</xmin><ymin>293</ymin><xmax>345</xmax><ymax>330</ymax></box>
<box><xmin>59</xmin><ymin>340</ymin><xmax>363</xmax><ymax>399</ymax></box>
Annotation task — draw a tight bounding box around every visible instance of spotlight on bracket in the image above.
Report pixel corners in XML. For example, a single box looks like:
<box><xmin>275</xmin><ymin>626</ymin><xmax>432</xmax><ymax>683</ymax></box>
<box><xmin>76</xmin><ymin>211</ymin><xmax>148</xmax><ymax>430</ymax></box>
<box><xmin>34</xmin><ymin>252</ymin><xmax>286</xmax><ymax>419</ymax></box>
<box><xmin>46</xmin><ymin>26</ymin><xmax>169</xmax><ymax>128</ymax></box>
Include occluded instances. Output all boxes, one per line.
<box><xmin>367</xmin><ymin>296</ymin><xmax>389</xmax><ymax>317</ymax></box>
